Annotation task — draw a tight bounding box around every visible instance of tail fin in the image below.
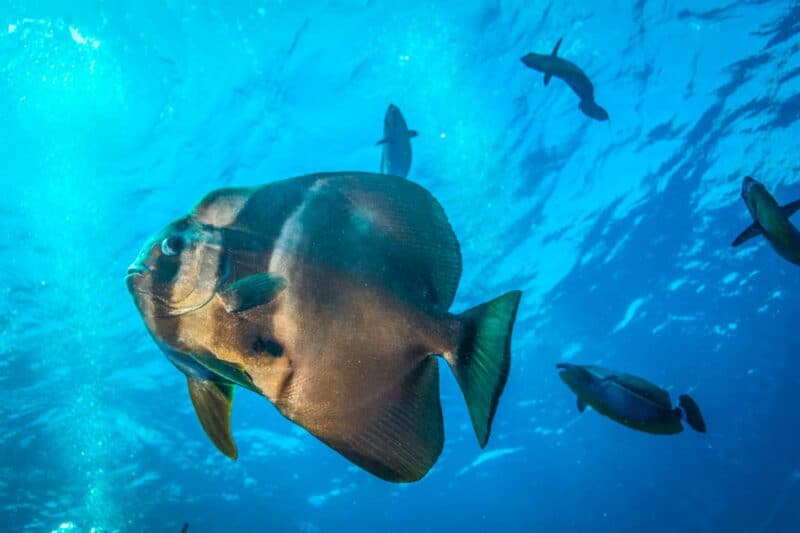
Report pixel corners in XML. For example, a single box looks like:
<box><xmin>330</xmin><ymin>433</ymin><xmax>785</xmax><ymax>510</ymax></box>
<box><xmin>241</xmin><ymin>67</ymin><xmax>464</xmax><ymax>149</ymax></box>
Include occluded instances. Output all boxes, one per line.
<box><xmin>445</xmin><ymin>290</ymin><xmax>522</xmax><ymax>447</ymax></box>
<box><xmin>679</xmin><ymin>394</ymin><xmax>706</xmax><ymax>433</ymax></box>
<box><xmin>579</xmin><ymin>99</ymin><xmax>610</xmax><ymax>121</ymax></box>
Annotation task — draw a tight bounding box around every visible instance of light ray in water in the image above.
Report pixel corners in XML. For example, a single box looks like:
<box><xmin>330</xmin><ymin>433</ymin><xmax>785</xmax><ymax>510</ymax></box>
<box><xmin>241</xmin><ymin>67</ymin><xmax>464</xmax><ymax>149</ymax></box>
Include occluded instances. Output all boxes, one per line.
<box><xmin>755</xmin><ymin>469</ymin><xmax>800</xmax><ymax>533</ymax></box>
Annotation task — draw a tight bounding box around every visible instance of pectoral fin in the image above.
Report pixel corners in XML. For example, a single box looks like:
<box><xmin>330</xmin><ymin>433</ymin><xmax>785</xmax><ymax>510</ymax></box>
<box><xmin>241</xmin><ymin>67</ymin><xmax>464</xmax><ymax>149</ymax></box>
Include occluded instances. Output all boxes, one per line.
<box><xmin>190</xmin><ymin>352</ymin><xmax>262</xmax><ymax>394</ymax></box>
<box><xmin>187</xmin><ymin>378</ymin><xmax>237</xmax><ymax>460</ymax></box>
<box><xmin>408</xmin><ymin>129</ymin><xmax>419</xmax><ymax>138</ymax></box>
<box><xmin>220</xmin><ymin>273</ymin><xmax>286</xmax><ymax>313</ymax></box>
<box><xmin>732</xmin><ymin>222</ymin><xmax>763</xmax><ymax>247</ymax></box>
<box><xmin>577</xmin><ymin>397</ymin><xmax>587</xmax><ymax>413</ymax></box>
<box><xmin>781</xmin><ymin>200</ymin><xmax>800</xmax><ymax>218</ymax></box>
<box><xmin>376</xmin><ymin>138</ymin><xmax>388</xmax><ymax>145</ymax></box>
<box><xmin>544</xmin><ymin>73</ymin><xmax>552</xmax><ymax>86</ymax></box>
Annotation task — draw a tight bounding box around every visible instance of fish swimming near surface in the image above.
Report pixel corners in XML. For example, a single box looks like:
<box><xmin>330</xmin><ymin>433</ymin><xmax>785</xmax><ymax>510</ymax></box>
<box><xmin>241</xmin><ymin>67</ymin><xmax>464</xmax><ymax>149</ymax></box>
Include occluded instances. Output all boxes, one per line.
<box><xmin>732</xmin><ymin>176</ymin><xmax>800</xmax><ymax>265</ymax></box>
<box><xmin>557</xmin><ymin>363</ymin><xmax>706</xmax><ymax>435</ymax></box>
<box><xmin>126</xmin><ymin>171</ymin><xmax>522</xmax><ymax>482</ymax></box>
<box><xmin>377</xmin><ymin>104</ymin><xmax>418</xmax><ymax>178</ymax></box>
<box><xmin>520</xmin><ymin>37</ymin><xmax>609</xmax><ymax>121</ymax></box>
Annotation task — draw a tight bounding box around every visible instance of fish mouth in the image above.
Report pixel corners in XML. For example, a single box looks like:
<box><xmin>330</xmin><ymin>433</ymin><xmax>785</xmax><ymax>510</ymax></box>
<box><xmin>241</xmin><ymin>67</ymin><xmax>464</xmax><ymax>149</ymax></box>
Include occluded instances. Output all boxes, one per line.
<box><xmin>742</xmin><ymin>176</ymin><xmax>759</xmax><ymax>197</ymax></box>
<box><xmin>556</xmin><ymin>363</ymin><xmax>575</xmax><ymax>383</ymax></box>
<box><xmin>126</xmin><ymin>263</ymin><xmax>149</xmax><ymax>276</ymax></box>
<box><xmin>520</xmin><ymin>54</ymin><xmax>543</xmax><ymax>69</ymax></box>
<box><xmin>556</xmin><ymin>363</ymin><xmax>592</xmax><ymax>389</ymax></box>
<box><xmin>125</xmin><ymin>264</ymin><xmax>150</xmax><ymax>291</ymax></box>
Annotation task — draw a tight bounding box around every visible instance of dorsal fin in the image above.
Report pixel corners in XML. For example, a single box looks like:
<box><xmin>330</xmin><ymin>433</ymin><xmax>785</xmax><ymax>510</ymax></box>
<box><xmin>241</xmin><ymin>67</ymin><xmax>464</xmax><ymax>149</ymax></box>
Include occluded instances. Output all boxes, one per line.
<box><xmin>552</xmin><ymin>37</ymin><xmax>563</xmax><ymax>57</ymax></box>
<box><xmin>192</xmin><ymin>187</ymin><xmax>253</xmax><ymax>227</ymax></box>
<box><xmin>271</xmin><ymin>173</ymin><xmax>462</xmax><ymax>309</ymax></box>
<box><xmin>613</xmin><ymin>374</ymin><xmax>672</xmax><ymax>409</ymax></box>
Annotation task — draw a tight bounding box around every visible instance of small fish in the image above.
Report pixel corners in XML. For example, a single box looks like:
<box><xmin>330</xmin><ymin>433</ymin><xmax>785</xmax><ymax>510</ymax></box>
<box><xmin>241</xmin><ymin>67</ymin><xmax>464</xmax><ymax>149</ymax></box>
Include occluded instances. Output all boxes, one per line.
<box><xmin>376</xmin><ymin>104</ymin><xmax>418</xmax><ymax>178</ymax></box>
<box><xmin>557</xmin><ymin>363</ymin><xmax>706</xmax><ymax>435</ymax></box>
<box><xmin>521</xmin><ymin>37</ymin><xmax>609</xmax><ymax>121</ymax></box>
<box><xmin>732</xmin><ymin>176</ymin><xmax>800</xmax><ymax>265</ymax></box>
<box><xmin>126</xmin><ymin>171</ymin><xmax>522</xmax><ymax>482</ymax></box>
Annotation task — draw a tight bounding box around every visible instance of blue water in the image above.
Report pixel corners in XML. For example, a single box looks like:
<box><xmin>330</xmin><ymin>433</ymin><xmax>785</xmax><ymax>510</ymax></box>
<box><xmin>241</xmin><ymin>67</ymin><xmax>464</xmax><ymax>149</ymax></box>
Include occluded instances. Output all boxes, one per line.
<box><xmin>1</xmin><ymin>1</ymin><xmax>800</xmax><ymax>531</ymax></box>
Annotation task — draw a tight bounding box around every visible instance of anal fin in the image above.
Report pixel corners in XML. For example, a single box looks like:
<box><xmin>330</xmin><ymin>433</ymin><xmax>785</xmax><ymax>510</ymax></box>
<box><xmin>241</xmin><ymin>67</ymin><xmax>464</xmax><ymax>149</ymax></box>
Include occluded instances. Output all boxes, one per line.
<box><xmin>314</xmin><ymin>357</ymin><xmax>444</xmax><ymax>483</ymax></box>
<box><xmin>187</xmin><ymin>378</ymin><xmax>238</xmax><ymax>460</ymax></box>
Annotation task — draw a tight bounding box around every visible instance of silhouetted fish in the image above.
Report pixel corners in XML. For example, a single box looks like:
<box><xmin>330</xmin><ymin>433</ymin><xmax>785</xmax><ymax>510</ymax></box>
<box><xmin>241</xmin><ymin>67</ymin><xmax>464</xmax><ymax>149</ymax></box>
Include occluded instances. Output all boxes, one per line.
<box><xmin>376</xmin><ymin>104</ymin><xmax>418</xmax><ymax>178</ymax></box>
<box><xmin>732</xmin><ymin>176</ymin><xmax>800</xmax><ymax>265</ymax></box>
<box><xmin>521</xmin><ymin>38</ymin><xmax>609</xmax><ymax>121</ymax></box>
<box><xmin>126</xmin><ymin>171</ymin><xmax>522</xmax><ymax>482</ymax></box>
<box><xmin>557</xmin><ymin>363</ymin><xmax>706</xmax><ymax>435</ymax></box>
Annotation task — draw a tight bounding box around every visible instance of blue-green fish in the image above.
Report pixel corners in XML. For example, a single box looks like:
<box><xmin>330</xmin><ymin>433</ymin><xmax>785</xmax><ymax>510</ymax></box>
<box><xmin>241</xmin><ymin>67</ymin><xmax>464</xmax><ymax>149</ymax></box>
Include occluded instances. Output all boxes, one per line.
<box><xmin>732</xmin><ymin>176</ymin><xmax>800</xmax><ymax>265</ymax></box>
<box><xmin>557</xmin><ymin>363</ymin><xmax>706</xmax><ymax>435</ymax></box>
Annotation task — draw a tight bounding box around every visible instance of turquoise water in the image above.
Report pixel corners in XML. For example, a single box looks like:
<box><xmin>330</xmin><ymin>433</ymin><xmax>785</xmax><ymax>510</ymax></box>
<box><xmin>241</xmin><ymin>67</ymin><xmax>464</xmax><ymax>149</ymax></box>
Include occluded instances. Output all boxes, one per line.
<box><xmin>1</xmin><ymin>1</ymin><xmax>799</xmax><ymax>531</ymax></box>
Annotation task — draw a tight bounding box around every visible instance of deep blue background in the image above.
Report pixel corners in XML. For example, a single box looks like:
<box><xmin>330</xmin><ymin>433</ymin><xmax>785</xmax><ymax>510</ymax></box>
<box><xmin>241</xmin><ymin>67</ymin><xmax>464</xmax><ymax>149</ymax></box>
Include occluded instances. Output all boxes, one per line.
<box><xmin>1</xmin><ymin>1</ymin><xmax>799</xmax><ymax>531</ymax></box>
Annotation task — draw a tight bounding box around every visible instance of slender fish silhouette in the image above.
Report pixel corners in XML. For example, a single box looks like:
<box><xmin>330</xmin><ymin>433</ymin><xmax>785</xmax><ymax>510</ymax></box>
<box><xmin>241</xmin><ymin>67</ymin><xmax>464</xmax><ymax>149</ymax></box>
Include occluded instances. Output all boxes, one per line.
<box><xmin>521</xmin><ymin>37</ymin><xmax>609</xmax><ymax>121</ymax></box>
<box><xmin>376</xmin><ymin>104</ymin><xmax>418</xmax><ymax>178</ymax></box>
<box><xmin>557</xmin><ymin>363</ymin><xmax>706</xmax><ymax>435</ymax></box>
<box><xmin>732</xmin><ymin>176</ymin><xmax>800</xmax><ymax>265</ymax></box>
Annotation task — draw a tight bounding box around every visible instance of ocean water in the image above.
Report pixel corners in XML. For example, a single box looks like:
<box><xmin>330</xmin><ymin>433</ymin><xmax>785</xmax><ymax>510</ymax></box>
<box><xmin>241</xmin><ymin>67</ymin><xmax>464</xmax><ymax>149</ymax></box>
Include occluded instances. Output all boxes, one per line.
<box><xmin>1</xmin><ymin>0</ymin><xmax>800</xmax><ymax>531</ymax></box>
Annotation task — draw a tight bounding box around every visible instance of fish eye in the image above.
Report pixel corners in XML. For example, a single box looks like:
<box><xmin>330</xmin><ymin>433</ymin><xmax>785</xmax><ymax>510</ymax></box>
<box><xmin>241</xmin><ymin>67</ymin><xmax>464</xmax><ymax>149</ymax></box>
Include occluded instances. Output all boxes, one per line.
<box><xmin>161</xmin><ymin>236</ymin><xmax>185</xmax><ymax>256</ymax></box>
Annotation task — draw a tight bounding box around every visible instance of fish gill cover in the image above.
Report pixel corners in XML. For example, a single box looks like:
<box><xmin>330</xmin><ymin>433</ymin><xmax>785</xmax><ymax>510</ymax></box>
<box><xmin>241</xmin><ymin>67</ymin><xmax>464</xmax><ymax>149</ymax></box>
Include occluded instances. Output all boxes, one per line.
<box><xmin>0</xmin><ymin>0</ymin><xmax>799</xmax><ymax>532</ymax></box>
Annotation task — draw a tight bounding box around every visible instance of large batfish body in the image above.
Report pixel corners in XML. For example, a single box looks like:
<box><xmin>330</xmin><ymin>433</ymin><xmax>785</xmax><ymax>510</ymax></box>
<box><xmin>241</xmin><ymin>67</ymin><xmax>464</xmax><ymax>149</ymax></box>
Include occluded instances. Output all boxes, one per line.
<box><xmin>126</xmin><ymin>171</ymin><xmax>521</xmax><ymax>482</ymax></box>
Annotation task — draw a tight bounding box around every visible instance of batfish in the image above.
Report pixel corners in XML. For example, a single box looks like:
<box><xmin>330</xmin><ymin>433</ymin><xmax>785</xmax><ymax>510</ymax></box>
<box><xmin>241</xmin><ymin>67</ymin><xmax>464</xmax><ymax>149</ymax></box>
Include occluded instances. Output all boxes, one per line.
<box><xmin>732</xmin><ymin>176</ymin><xmax>800</xmax><ymax>265</ymax></box>
<box><xmin>126</xmin><ymin>171</ymin><xmax>522</xmax><ymax>482</ymax></box>
<box><xmin>521</xmin><ymin>37</ymin><xmax>609</xmax><ymax>121</ymax></box>
<box><xmin>377</xmin><ymin>104</ymin><xmax>418</xmax><ymax>178</ymax></box>
<box><xmin>557</xmin><ymin>363</ymin><xmax>706</xmax><ymax>435</ymax></box>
